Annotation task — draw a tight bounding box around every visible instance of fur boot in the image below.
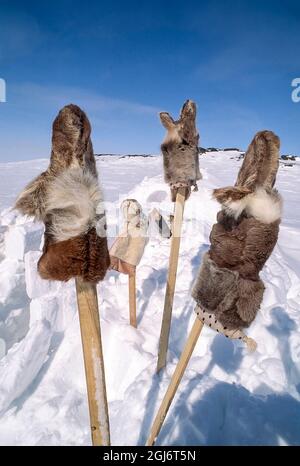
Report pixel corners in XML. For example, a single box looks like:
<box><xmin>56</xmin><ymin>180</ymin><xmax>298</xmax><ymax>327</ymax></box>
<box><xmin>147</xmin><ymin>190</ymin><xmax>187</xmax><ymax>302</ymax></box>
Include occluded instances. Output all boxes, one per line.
<box><xmin>160</xmin><ymin>100</ymin><xmax>201</xmax><ymax>201</ymax></box>
<box><xmin>15</xmin><ymin>104</ymin><xmax>110</xmax><ymax>283</ymax></box>
<box><xmin>192</xmin><ymin>130</ymin><xmax>282</xmax><ymax>332</ymax></box>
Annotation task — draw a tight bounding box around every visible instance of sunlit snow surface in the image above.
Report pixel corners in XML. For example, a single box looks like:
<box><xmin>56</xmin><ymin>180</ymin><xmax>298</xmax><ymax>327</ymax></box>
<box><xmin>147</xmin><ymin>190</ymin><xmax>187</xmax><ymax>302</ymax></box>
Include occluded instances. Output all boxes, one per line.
<box><xmin>0</xmin><ymin>153</ymin><xmax>299</xmax><ymax>445</ymax></box>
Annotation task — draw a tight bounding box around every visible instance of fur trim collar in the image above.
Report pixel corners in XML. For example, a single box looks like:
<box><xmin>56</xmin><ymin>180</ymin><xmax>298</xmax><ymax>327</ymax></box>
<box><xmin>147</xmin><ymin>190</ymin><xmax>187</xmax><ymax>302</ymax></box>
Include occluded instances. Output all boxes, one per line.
<box><xmin>213</xmin><ymin>187</ymin><xmax>282</xmax><ymax>224</ymax></box>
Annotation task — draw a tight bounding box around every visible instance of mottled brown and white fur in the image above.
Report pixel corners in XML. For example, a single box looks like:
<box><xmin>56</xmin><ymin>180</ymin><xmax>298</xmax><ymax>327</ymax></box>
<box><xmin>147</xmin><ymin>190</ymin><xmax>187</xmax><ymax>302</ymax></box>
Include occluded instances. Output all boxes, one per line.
<box><xmin>160</xmin><ymin>100</ymin><xmax>201</xmax><ymax>201</ymax></box>
<box><xmin>15</xmin><ymin>104</ymin><xmax>98</xmax><ymax>222</ymax></box>
<box><xmin>192</xmin><ymin>130</ymin><xmax>282</xmax><ymax>329</ymax></box>
<box><xmin>15</xmin><ymin>104</ymin><xmax>109</xmax><ymax>282</ymax></box>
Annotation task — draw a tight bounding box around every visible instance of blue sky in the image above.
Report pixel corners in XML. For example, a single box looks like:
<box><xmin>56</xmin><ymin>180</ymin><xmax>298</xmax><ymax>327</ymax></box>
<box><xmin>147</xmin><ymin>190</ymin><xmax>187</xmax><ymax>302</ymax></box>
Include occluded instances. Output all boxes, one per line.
<box><xmin>0</xmin><ymin>0</ymin><xmax>299</xmax><ymax>161</ymax></box>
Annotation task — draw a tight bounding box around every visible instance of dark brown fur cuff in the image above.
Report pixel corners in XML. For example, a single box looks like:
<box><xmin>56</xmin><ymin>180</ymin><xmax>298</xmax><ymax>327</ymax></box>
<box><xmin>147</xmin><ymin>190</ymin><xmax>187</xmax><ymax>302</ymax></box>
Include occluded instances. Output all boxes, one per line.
<box><xmin>38</xmin><ymin>228</ymin><xmax>110</xmax><ymax>283</ymax></box>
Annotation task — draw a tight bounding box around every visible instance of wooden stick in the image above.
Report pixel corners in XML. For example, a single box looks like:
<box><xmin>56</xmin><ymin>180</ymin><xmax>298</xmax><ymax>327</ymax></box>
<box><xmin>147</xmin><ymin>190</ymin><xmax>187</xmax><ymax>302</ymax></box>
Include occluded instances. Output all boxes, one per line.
<box><xmin>129</xmin><ymin>270</ymin><xmax>137</xmax><ymax>328</ymax></box>
<box><xmin>147</xmin><ymin>317</ymin><xmax>203</xmax><ymax>446</ymax></box>
<box><xmin>75</xmin><ymin>277</ymin><xmax>110</xmax><ymax>446</ymax></box>
<box><xmin>157</xmin><ymin>187</ymin><xmax>186</xmax><ymax>372</ymax></box>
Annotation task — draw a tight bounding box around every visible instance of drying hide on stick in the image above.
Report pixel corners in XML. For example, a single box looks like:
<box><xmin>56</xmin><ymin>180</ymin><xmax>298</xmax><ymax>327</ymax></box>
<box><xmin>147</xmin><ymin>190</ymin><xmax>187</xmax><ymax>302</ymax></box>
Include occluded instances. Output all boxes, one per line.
<box><xmin>15</xmin><ymin>104</ymin><xmax>111</xmax><ymax>446</ymax></box>
<box><xmin>147</xmin><ymin>130</ymin><xmax>282</xmax><ymax>446</ymax></box>
<box><xmin>192</xmin><ymin>130</ymin><xmax>282</xmax><ymax>345</ymax></box>
<box><xmin>157</xmin><ymin>99</ymin><xmax>202</xmax><ymax>372</ymax></box>
<box><xmin>110</xmin><ymin>199</ymin><xmax>149</xmax><ymax>327</ymax></box>
<box><xmin>161</xmin><ymin>99</ymin><xmax>201</xmax><ymax>202</ymax></box>
<box><xmin>15</xmin><ymin>104</ymin><xmax>110</xmax><ymax>282</ymax></box>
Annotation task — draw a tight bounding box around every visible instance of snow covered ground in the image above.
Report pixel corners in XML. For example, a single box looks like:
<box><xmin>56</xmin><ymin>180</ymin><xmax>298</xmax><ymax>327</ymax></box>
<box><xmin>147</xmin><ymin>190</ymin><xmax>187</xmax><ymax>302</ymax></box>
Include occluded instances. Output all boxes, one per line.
<box><xmin>0</xmin><ymin>152</ymin><xmax>299</xmax><ymax>446</ymax></box>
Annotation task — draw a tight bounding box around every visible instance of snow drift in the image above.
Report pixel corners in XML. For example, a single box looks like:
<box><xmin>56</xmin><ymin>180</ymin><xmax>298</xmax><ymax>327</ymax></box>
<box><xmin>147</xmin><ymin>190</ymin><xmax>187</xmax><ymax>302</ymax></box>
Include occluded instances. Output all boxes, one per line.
<box><xmin>0</xmin><ymin>153</ymin><xmax>299</xmax><ymax>445</ymax></box>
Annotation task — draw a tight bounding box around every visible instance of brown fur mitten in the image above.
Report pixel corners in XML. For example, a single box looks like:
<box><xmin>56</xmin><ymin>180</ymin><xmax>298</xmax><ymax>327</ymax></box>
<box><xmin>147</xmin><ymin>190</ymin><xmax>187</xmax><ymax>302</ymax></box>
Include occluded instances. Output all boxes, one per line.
<box><xmin>160</xmin><ymin>100</ymin><xmax>202</xmax><ymax>201</ymax></box>
<box><xmin>192</xmin><ymin>131</ymin><xmax>282</xmax><ymax>334</ymax></box>
<box><xmin>15</xmin><ymin>104</ymin><xmax>110</xmax><ymax>283</ymax></box>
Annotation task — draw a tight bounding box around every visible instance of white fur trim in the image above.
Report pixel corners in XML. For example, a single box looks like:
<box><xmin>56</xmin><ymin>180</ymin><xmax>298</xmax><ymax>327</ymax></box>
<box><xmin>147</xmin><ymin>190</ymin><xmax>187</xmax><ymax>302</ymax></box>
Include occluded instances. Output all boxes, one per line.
<box><xmin>45</xmin><ymin>168</ymin><xmax>104</xmax><ymax>242</ymax></box>
<box><xmin>224</xmin><ymin>188</ymin><xmax>282</xmax><ymax>224</ymax></box>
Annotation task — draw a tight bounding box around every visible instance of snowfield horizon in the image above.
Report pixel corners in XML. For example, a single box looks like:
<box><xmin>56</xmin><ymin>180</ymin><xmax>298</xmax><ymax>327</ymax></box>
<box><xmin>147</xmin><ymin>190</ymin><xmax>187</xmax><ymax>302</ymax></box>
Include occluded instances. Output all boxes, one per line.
<box><xmin>0</xmin><ymin>151</ymin><xmax>299</xmax><ymax>445</ymax></box>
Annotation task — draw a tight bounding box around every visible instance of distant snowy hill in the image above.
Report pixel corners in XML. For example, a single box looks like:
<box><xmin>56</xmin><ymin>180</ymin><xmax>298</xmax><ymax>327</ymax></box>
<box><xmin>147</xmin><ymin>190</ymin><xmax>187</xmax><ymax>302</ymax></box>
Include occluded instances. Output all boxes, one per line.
<box><xmin>0</xmin><ymin>152</ymin><xmax>299</xmax><ymax>445</ymax></box>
